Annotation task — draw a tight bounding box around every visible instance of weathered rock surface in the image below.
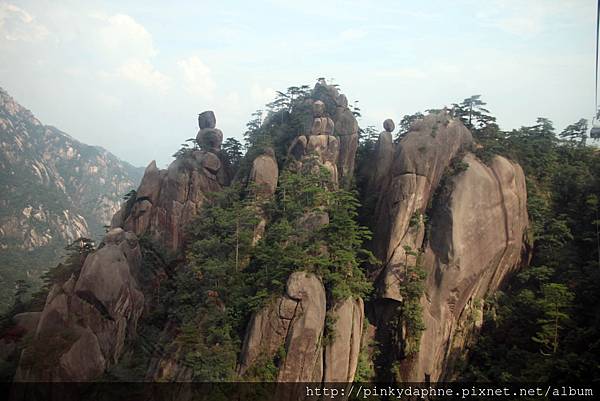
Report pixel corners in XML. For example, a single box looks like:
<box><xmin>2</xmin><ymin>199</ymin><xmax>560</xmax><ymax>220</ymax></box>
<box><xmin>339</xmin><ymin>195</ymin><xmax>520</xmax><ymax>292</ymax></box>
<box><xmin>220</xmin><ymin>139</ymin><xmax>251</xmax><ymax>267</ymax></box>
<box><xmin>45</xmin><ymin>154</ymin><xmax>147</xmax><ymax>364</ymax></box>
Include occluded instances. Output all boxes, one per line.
<box><xmin>366</xmin><ymin>111</ymin><xmax>529</xmax><ymax>382</ymax></box>
<box><xmin>367</xmin><ymin>122</ymin><xmax>395</xmax><ymax>195</ymax></box>
<box><xmin>400</xmin><ymin>153</ymin><xmax>528</xmax><ymax>381</ymax></box>
<box><xmin>196</xmin><ymin>128</ymin><xmax>223</xmax><ymax>153</ymax></box>
<box><xmin>288</xmin><ymin>134</ymin><xmax>340</xmax><ymax>186</ymax></box>
<box><xmin>116</xmin><ymin>146</ymin><xmax>227</xmax><ymax>251</ymax></box>
<box><xmin>197</xmin><ymin>110</ymin><xmax>216</xmax><ymax>129</ymax></box>
<box><xmin>248</xmin><ymin>148</ymin><xmax>279</xmax><ymax>245</ymax></box>
<box><xmin>249</xmin><ymin>149</ymin><xmax>278</xmax><ymax>198</ymax></box>
<box><xmin>238</xmin><ymin>272</ymin><xmax>326</xmax><ymax>382</ymax></box>
<box><xmin>15</xmin><ymin>228</ymin><xmax>144</xmax><ymax>381</ymax></box>
<box><xmin>317</xmin><ymin>83</ymin><xmax>358</xmax><ymax>187</ymax></box>
<box><xmin>323</xmin><ymin>297</ymin><xmax>364</xmax><ymax>382</ymax></box>
<box><xmin>308</xmin><ymin>81</ymin><xmax>359</xmax><ymax>187</ymax></box>
<box><xmin>374</xmin><ymin>112</ymin><xmax>473</xmax><ymax>301</ymax></box>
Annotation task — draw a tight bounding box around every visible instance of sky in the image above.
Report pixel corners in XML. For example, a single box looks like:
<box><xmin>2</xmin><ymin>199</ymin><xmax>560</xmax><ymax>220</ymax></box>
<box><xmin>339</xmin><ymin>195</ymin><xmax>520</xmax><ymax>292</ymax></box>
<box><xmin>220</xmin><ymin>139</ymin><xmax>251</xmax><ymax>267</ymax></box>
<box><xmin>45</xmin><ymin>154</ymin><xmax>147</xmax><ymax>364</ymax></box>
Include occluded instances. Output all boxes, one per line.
<box><xmin>0</xmin><ymin>0</ymin><xmax>596</xmax><ymax>167</ymax></box>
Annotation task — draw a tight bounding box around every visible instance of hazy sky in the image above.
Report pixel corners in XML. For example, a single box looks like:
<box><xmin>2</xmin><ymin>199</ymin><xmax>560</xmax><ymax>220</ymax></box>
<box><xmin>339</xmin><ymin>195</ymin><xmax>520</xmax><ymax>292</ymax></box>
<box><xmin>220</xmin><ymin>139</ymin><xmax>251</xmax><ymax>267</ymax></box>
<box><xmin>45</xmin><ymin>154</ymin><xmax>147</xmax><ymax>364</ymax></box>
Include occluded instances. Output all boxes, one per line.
<box><xmin>0</xmin><ymin>0</ymin><xmax>596</xmax><ymax>167</ymax></box>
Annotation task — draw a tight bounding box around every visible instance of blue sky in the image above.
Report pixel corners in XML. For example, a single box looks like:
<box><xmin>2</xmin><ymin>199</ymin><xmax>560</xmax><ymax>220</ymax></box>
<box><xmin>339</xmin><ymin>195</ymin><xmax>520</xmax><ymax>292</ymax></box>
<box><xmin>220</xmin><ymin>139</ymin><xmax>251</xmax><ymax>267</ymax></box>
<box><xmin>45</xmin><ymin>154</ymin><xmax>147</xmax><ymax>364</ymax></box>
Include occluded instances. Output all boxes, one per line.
<box><xmin>0</xmin><ymin>0</ymin><xmax>595</xmax><ymax>167</ymax></box>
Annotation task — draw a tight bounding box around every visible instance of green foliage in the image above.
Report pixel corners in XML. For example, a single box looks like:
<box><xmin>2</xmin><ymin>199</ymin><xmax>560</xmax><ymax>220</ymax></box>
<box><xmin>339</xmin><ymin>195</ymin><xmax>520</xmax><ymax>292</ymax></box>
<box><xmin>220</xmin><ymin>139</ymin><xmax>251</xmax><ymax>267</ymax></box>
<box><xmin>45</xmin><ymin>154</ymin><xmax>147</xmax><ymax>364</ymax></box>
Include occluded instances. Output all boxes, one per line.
<box><xmin>394</xmin><ymin>246</ymin><xmax>427</xmax><ymax>356</ymax></box>
<box><xmin>172</xmin><ymin>138</ymin><xmax>198</xmax><ymax>159</ymax></box>
<box><xmin>531</xmin><ymin>283</ymin><xmax>574</xmax><ymax>355</ymax></box>
<box><xmin>559</xmin><ymin>118</ymin><xmax>588</xmax><ymax>146</ymax></box>
<box><xmin>139</xmin><ymin>157</ymin><xmax>375</xmax><ymax>381</ymax></box>
<box><xmin>222</xmin><ymin>137</ymin><xmax>244</xmax><ymax>172</ymax></box>
<box><xmin>242</xmin><ymin>85</ymin><xmax>312</xmax><ymax>167</ymax></box>
<box><xmin>163</xmin><ymin>185</ymin><xmax>260</xmax><ymax>381</ymax></box>
<box><xmin>354</xmin><ymin>318</ymin><xmax>378</xmax><ymax>382</ymax></box>
<box><xmin>249</xmin><ymin>167</ymin><xmax>375</xmax><ymax>305</ymax></box>
<box><xmin>394</xmin><ymin>112</ymin><xmax>424</xmax><ymax>143</ymax></box>
<box><xmin>452</xmin><ymin>95</ymin><xmax>497</xmax><ymax>131</ymax></box>
<box><xmin>409</xmin><ymin>211</ymin><xmax>428</xmax><ymax>229</ymax></box>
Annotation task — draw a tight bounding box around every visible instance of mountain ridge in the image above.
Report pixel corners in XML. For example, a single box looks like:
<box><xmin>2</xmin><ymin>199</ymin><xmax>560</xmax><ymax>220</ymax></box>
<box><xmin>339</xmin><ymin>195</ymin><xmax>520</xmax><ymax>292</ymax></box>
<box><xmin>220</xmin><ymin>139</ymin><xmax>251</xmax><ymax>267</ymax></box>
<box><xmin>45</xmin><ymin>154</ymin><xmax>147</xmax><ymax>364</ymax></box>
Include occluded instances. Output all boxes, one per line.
<box><xmin>0</xmin><ymin>86</ymin><xmax>144</xmax><ymax>311</ymax></box>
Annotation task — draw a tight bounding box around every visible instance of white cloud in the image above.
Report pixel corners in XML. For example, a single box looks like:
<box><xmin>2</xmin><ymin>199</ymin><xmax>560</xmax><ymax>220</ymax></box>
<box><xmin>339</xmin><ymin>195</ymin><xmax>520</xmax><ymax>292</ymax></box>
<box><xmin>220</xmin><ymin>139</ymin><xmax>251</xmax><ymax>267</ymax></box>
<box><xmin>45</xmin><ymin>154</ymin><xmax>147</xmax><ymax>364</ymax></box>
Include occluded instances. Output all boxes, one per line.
<box><xmin>115</xmin><ymin>59</ymin><xmax>170</xmax><ymax>91</ymax></box>
<box><xmin>177</xmin><ymin>56</ymin><xmax>216</xmax><ymax>98</ymax></box>
<box><xmin>94</xmin><ymin>13</ymin><xmax>157</xmax><ymax>59</ymax></box>
<box><xmin>89</xmin><ymin>13</ymin><xmax>169</xmax><ymax>92</ymax></box>
<box><xmin>250</xmin><ymin>83</ymin><xmax>276</xmax><ymax>107</ymax></box>
<box><xmin>0</xmin><ymin>3</ymin><xmax>48</xmax><ymax>42</ymax></box>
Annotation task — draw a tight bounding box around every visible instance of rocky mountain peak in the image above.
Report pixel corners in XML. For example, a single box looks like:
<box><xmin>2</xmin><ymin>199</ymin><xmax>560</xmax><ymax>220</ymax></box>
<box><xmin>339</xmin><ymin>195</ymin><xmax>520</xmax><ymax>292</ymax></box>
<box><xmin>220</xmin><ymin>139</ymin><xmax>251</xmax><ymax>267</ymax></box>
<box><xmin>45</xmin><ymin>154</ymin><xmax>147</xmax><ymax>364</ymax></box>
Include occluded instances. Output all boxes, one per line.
<box><xmin>3</xmin><ymin>84</ymin><xmax>530</xmax><ymax>387</ymax></box>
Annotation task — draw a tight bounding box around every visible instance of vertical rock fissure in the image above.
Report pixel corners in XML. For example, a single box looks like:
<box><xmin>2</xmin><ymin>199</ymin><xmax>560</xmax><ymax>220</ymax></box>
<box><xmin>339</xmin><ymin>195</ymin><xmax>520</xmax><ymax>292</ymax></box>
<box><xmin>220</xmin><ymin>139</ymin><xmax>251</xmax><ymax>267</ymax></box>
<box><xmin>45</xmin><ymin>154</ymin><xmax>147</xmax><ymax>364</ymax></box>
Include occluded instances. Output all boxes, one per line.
<box><xmin>490</xmin><ymin>166</ymin><xmax>511</xmax><ymax>248</ymax></box>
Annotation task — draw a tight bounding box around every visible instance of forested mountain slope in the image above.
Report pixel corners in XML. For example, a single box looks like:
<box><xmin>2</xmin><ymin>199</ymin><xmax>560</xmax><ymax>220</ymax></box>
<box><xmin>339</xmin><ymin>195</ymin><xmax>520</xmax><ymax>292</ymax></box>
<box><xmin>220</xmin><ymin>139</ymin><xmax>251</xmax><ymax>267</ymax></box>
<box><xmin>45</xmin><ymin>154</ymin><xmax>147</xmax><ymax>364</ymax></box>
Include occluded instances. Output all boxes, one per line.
<box><xmin>1</xmin><ymin>83</ymin><xmax>597</xmax><ymax>387</ymax></box>
<box><xmin>0</xmin><ymin>87</ymin><xmax>143</xmax><ymax>312</ymax></box>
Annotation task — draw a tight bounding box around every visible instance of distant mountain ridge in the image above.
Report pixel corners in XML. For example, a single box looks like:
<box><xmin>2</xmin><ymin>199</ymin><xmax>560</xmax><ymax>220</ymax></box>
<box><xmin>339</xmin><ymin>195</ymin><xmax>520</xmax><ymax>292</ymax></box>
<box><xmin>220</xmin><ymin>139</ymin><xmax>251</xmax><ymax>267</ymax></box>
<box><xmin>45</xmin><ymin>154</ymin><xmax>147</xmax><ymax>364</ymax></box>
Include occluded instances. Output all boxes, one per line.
<box><xmin>0</xmin><ymin>86</ymin><xmax>143</xmax><ymax>310</ymax></box>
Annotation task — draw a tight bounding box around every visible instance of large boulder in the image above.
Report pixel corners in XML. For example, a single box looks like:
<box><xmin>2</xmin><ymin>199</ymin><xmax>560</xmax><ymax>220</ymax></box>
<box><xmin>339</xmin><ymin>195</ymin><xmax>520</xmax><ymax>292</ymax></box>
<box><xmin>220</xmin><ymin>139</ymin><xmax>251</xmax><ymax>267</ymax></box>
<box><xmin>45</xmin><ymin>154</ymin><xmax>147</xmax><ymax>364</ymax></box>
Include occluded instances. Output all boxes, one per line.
<box><xmin>238</xmin><ymin>272</ymin><xmax>326</xmax><ymax>383</ymax></box>
<box><xmin>288</xmin><ymin>134</ymin><xmax>340</xmax><ymax>186</ymax></box>
<box><xmin>367</xmin><ymin>128</ymin><xmax>394</xmax><ymax>195</ymax></box>
<box><xmin>196</xmin><ymin>128</ymin><xmax>223</xmax><ymax>153</ymax></box>
<box><xmin>248</xmin><ymin>149</ymin><xmax>279</xmax><ymax>245</ymax></box>
<box><xmin>117</xmin><ymin>149</ymin><xmax>226</xmax><ymax>251</ymax></box>
<box><xmin>15</xmin><ymin>228</ymin><xmax>144</xmax><ymax>381</ymax></box>
<box><xmin>373</xmin><ymin>112</ymin><xmax>473</xmax><ymax>301</ymax></box>
<box><xmin>197</xmin><ymin>110</ymin><xmax>216</xmax><ymax>129</ymax></box>
<box><xmin>249</xmin><ymin>149</ymin><xmax>278</xmax><ymax>198</ymax></box>
<box><xmin>113</xmin><ymin>112</ymin><xmax>233</xmax><ymax>252</ymax></box>
<box><xmin>323</xmin><ymin>297</ymin><xmax>364</xmax><ymax>382</ymax></box>
<box><xmin>308</xmin><ymin>80</ymin><xmax>359</xmax><ymax>187</ymax></box>
<box><xmin>398</xmin><ymin>153</ymin><xmax>528</xmax><ymax>381</ymax></box>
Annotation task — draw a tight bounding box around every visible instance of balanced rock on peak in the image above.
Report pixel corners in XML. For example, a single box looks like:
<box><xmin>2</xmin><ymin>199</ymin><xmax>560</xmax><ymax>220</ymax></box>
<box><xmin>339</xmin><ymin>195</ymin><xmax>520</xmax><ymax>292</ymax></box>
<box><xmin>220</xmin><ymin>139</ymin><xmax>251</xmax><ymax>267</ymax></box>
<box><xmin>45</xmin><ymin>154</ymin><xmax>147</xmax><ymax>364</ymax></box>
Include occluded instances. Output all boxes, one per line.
<box><xmin>383</xmin><ymin>118</ymin><xmax>395</xmax><ymax>133</ymax></box>
<box><xmin>198</xmin><ymin>110</ymin><xmax>216</xmax><ymax>129</ymax></box>
<box><xmin>196</xmin><ymin>110</ymin><xmax>223</xmax><ymax>152</ymax></box>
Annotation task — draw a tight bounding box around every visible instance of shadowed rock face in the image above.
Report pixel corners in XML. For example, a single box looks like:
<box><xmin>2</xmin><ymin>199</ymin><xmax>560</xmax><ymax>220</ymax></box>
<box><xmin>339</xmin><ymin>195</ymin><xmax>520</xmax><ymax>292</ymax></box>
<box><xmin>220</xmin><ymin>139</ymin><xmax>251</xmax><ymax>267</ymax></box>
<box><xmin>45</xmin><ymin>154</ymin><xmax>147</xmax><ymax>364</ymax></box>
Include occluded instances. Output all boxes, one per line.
<box><xmin>368</xmin><ymin>113</ymin><xmax>529</xmax><ymax>381</ymax></box>
<box><xmin>120</xmin><ymin>152</ymin><xmax>225</xmax><ymax>251</ymax></box>
<box><xmin>373</xmin><ymin>113</ymin><xmax>473</xmax><ymax>301</ymax></box>
<box><xmin>323</xmin><ymin>297</ymin><xmax>364</xmax><ymax>382</ymax></box>
<box><xmin>112</xmin><ymin>112</ymin><xmax>229</xmax><ymax>251</ymax></box>
<box><xmin>15</xmin><ymin>228</ymin><xmax>144</xmax><ymax>381</ymax></box>
<box><xmin>403</xmin><ymin>153</ymin><xmax>528</xmax><ymax>381</ymax></box>
<box><xmin>238</xmin><ymin>271</ymin><xmax>326</xmax><ymax>381</ymax></box>
<box><xmin>367</xmin><ymin>120</ymin><xmax>395</xmax><ymax>195</ymax></box>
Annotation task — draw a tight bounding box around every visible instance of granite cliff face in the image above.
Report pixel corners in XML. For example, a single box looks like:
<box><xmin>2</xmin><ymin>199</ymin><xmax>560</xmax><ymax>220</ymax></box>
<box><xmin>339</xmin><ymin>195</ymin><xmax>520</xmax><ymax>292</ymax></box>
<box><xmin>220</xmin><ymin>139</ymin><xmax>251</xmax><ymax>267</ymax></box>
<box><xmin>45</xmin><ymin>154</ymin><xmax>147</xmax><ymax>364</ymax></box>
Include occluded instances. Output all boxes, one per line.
<box><xmin>111</xmin><ymin>110</ymin><xmax>229</xmax><ymax>251</ymax></box>
<box><xmin>12</xmin><ymin>108</ymin><xmax>231</xmax><ymax>381</ymax></box>
<box><xmin>409</xmin><ymin>153</ymin><xmax>528</xmax><ymax>381</ymax></box>
<box><xmin>15</xmin><ymin>228</ymin><xmax>144</xmax><ymax>381</ymax></box>
<box><xmin>5</xmin><ymin>82</ymin><xmax>530</xmax><ymax>384</ymax></box>
<box><xmin>0</xmin><ymin>87</ymin><xmax>143</xmax><ymax>311</ymax></box>
<box><xmin>367</xmin><ymin>112</ymin><xmax>529</xmax><ymax>381</ymax></box>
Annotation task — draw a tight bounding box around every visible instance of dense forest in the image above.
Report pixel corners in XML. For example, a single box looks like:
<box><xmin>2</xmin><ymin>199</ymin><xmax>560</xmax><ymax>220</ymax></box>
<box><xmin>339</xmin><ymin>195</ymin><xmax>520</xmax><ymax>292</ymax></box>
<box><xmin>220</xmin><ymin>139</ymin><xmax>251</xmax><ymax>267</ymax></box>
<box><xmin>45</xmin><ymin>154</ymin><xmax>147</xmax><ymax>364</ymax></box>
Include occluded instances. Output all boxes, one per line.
<box><xmin>1</xmin><ymin>84</ymin><xmax>599</xmax><ymax>384</ymax></box>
